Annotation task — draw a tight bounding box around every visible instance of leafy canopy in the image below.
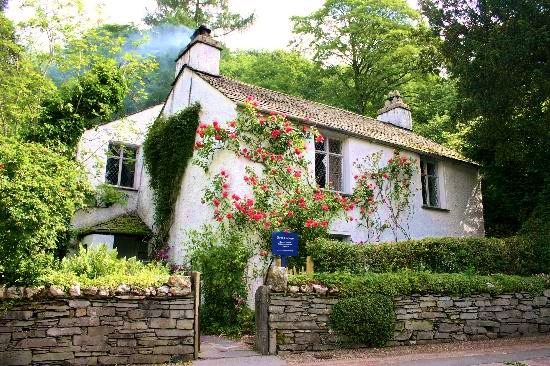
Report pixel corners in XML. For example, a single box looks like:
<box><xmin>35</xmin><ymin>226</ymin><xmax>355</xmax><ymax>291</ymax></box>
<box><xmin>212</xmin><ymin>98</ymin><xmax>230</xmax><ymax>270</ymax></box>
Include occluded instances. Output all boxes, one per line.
<box><xmin>0</xmin><ymin>137</ymin><xmax>89</xmax><ymax>285</ymax></box>
<box><xmin>292</xmin><ymin>0</ymin><xmax>435</xmax><ymax>115</ymax></box>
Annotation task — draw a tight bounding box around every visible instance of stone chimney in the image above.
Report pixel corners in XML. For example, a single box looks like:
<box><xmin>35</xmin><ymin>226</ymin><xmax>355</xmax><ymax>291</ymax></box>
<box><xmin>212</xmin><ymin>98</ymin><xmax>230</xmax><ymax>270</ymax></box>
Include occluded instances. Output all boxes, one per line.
<box><xmin>175</xmin><ymin>25</ymin><xmax>223</xmax><ymax>76</ymax></box>
<box><xmin>376</xmin><ymin>91</ymin><xmax>412</xmax><ymax>130</ymax></box>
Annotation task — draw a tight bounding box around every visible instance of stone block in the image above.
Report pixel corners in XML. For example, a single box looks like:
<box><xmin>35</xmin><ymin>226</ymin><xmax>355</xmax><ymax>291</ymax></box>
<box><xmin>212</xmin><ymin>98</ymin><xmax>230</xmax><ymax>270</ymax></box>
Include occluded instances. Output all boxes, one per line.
<box><xmin>0</xmin><ymin>351</ymin><xmax>32</xmax><ymax>365</ymax></box>
<box><xmin>17</xmin><ymin>337</ymin><xmax>56</xmax><ymax>348</ymax></box>
<box><xmin>87</xmin><ymin>307</ymin><xmax>116</xmax><ymax>317</ymax></box>
<box><xmin>69</xmin><ymin>300</ymin><xmax>91</xmax><ymax>308</ymax></box>
<box><xmin>123</xmin><ymin>321</ymin><xmax>148</xmax><ymax>330</ymax></box>
<box><xmin>73</xmin><ymin>335</ymin><xmax>107</xmax><ymax>346</ymax></box>
<box><xmin>176</xmin><ymin>319</ymin><xmax>193</xmax><ymax>329</ymax></box>
<box><xmin>47</xmin><ymin>327</ymin><xmax>82</xmax><ymax>336</ymax></box>
<box><xmin>3</xmin><ymin>311</ymin><xmax>33</xmax><ymax>320</ymax></box>
<box><xmin>59</xmin><ymin>317</ymin><xmax>100</xmax><ymax>327</ymax></box>
<box><xmin>437</xmin><ymin>300</ymin><xmax>454</xmax><ymax>308</ymax></box>
<box><xmin>438</xmin><ymin>323</ymin><xmax>463</xmax><ymax>333</ymax></box>
<box><xmin>459</xmin><ymin>313</ymin><xmax>478</xmax><ymax>320</ymax></box>
<box><xmin>128</xmin><ymin>354</ymin><xmax>170</xmax><ymax>364</ymax></box>
<box><xmin>416</xmin><ymin>331</ymin><xmax>434</xmax><ymax>340</ymax></box>
<box><xmin>97</xmin><ymin>355</ymin><xmax>129</xmax><ymax>365</ymax></box>
<box><xmin>464</xmin><ymin>326</ymin><xmax>487</xmax><ymax>335</ymax></box>
<box><xmin>270</xmin><ymin>321</ymin><xmax>319</xmax><ymax>330</ymax></box>
<box><xmin>393</xmin><ymin>330</ymin><xmax>412</xmax><ymax>341</ymax></box>
<box><xmin>149</xmin><ymin>318</ymin><xmax>176</xmax><ymax>329</ymax></box>
<box><xmin>155</xmin><ymin>329</ymin><xmax>194</xmax><ymax>337</ymax></box>
<box><xmin>33</xmin><ymin>352</ymin><xmax>74</xmax><ymax>362</ymax></box>
<box><xmin>404</xmin><ymin>320</ymin><xmax>433</xmax><ymax>331</ymax></box>
<box><xmin>87</xmin><ymin>326</ymin><xmax>115</xmax><ymax>337</ymax></box>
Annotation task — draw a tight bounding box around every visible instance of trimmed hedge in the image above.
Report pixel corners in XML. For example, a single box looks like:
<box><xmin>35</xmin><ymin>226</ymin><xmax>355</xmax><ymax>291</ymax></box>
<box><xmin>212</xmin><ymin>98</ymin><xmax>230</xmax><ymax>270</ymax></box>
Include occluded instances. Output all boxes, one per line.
<box><xmin>330</xmin><ymin>294</ymin><xmax>395</xmax><ymax>347</ymax></box>
<box><xmin>288</xmin><ymin>271</ymin><xmax>550</xmax><ymax>297</ymax></box>
<box><xmin>307</xmin><ymin>236</ymin><xmax>550</xmax><ymax>276</ymax></box>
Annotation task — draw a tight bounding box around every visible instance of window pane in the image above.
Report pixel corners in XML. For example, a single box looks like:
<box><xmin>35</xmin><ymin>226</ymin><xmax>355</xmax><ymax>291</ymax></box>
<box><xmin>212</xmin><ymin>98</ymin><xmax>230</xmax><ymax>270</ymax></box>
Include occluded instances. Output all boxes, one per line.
<box><xmin>315</xmin><ymin>140</ymin><xmax>325</xmax><ymax>152</ymax></box>
<box><xmin>328</xmin><ymin>155</ymin><xmax>342</xmax><ymax>191</ymax></box>
<box><xmin>428</xmin><ymin>176</ymin><xmax>439</xmax><ymax>207</ymax></box>
<box><xmin>108</xmin><ymin>143</ymin><xmax>120</xmax><ymax>158</ymax></box>
<box><xmin>105</xmin><ymin>157</ymin><xmax>119</xmax><ymax>185</ymax></box>
<box><xmin>315</xmin><ymin>152</ymin><xmax>327</xmax><ymax>188</ymax></box>
<box><xmin>427</xmin><ymin>162</ymin><xmax>436</xmax><ymax>176</ymax></box>
<box><xmin>122</xmin><ymin>146</ymin><xmax>137</xmax><ymax>160</ymax></box>
<box><xmin>328</xmin><ymin>139</ymin><xmax>341</xmax><ymax>154</ymax></box>
<box><xmin>421</xmin><ymin>175</ymin><xmax>427</xmax><ymax>205</ymax></box>
<box><xmin>120</xmin><ymin>159</ymin><xmax>135</xmax><ymax>188</ymax></box>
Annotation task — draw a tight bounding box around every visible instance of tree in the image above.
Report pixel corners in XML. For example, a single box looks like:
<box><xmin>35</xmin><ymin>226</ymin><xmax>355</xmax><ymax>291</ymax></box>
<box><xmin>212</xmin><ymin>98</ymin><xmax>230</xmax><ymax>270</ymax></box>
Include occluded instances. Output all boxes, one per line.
<box><xmin>421</xmin><ymin>0</ymin><xmax>550</xmax><ymax>235</ymax></box>
<box><xmin>0</xmin><ymin>13</ymin><xmax>55</xmax><ymax>137</ymax></box>
<box><xmin>144</xmin><ymin>0</ymin><xmax>254</xmax><ymax>35</ymax></box>
<box><xmin>0</xmin><ymin>137</ymin><xmax>89</xmax><ymax>285</ymax></box>
<box><xmin>292</xmin><ymin>0</ymin><xmax>435</xmax><ymax>115</ymax></box>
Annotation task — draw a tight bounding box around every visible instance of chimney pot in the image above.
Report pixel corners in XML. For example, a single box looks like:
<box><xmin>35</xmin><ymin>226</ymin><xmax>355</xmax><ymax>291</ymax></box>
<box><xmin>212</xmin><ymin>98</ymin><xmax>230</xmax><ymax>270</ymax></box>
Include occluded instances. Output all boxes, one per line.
<box><xmin>376</xmin><ymin>91</ymin><xmax>412</xmax><ymax>130</ymax></box>
<box><xmin>175</xmin><ymin>25</ymin><xmax>223</xmax><ymax>76</ymax></box>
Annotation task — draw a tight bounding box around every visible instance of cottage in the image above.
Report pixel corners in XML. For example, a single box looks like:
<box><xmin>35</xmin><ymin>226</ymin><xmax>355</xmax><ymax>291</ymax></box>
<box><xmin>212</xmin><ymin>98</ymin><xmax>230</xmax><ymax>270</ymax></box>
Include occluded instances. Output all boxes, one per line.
<box><xmin>74</xmin><ymin>26</ymin><xmax>484</xmax><ymax>261</ymax></box>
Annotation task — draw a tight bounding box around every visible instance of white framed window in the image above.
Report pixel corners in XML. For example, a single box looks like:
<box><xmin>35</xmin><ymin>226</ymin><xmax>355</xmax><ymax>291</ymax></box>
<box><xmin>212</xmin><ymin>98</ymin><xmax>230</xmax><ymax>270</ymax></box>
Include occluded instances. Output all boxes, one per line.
<box><xmin>315</xmin><ymin>137</ymin><xmax>343</xmax><ymax>192</ymax></box>
<box><xmin>420</xmin><ymin>158</ymin><xmax>440</xmax><ymax>208</ymax></box>
<box><xmin>105</xmin><ymin>142</ymin><xmax>137</xmax><ymax>188</ymax></box>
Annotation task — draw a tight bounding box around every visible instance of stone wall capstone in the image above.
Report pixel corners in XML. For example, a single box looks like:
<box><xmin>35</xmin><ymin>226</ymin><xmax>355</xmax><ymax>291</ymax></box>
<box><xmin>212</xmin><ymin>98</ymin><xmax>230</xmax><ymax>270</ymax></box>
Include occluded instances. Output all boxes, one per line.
<box><xmin>0</xmin><ymin>274</ymin><xmax>200</xmax><ymax>365</ymax></box>
<box><xmin>262</xmin><ymin>286</ymin><xmax>550</xmax><ymax>355</ymax></box>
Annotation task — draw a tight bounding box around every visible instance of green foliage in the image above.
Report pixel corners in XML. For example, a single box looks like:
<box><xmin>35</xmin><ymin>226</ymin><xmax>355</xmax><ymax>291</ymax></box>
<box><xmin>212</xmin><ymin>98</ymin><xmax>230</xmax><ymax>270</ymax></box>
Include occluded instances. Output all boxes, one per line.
<box><xmin>308</xmin><ymin>236</ymin><xmax>550</xmax><ymax>276</ymax></box>
<box><xmin>144</xmin><ymin>0</ymin><xmax>254</xmax><ymax>34</ymax></box>
<box><xmin>26</xmin><ymin>60</ymin><xmax>129</xmax><ymax>153</ymax></box>
<box><xmin>0</xmin><ymin>13</ymin><xmax>56</xmax><ymax>137</ymax></box>
<box><xmin>187</xmin><ymin>225</ymin><xmax>254</xmax><ymax>336</ymax></box>
<box><xmin>143</xmin><ymin>103</ymin><xmax>200</xmax><ymax>248</ymax></box>
<box><xmin>330</xmin><ymin>294</ymin><xmax>395</xmax><ymax>347</ymax></box>
<box><xmin>289</xmin><ymin>271</ymin><xmax>550</xmax><ymax>298</ymax></box>
<box><xmin>40</xmin><ymin>245</ymin><xmax>169</xmax><ymax>289</ymax></box>
<box><xmin>420</xmin><ymin>0</ymin><xmax>550</xmax><ymax>236</ymax></box>
<box><xmin>292</xmin><ymin>0</ymin><xmax>436</xmax><ymax>115</ymax></box>
<box><xmin>0</xmin><ymin>137</ymin><xmax>89</xmax><ymax>285</ymax></box>
<box><xmin>94</xmin><ymin>183</ymin><xmax>128</xmax><ymax>208</ymax></box>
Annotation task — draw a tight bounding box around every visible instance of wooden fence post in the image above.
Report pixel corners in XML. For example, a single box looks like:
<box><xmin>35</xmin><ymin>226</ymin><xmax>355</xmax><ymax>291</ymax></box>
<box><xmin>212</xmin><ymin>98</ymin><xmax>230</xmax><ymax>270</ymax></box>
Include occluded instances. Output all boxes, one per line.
<box><xmin>190</xmin><ymin>271</ymin><xmax>201</xmax><ymax>359</ymax></box>
<box><xmin>306</xmin><ymin>256</ymin><xmax>314</xmax><ymax>275</ymax></box>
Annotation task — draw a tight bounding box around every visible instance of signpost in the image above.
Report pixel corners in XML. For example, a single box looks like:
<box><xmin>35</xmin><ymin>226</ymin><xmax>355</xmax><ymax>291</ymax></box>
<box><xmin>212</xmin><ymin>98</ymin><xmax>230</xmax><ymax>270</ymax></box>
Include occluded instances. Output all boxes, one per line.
<box><xmin>271</xmin><ymin>231</ymin><xmax>299</xmax><ymax>267</ymax></box>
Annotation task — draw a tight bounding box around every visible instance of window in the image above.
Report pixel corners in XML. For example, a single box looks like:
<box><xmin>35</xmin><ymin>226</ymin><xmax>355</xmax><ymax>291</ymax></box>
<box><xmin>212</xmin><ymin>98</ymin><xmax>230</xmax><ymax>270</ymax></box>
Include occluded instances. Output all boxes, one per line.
<box><xmin>420</xmin><ymin>158</ymin><xmax>439</xmax><ymax>207</ymax></box>
<box><xmin>105</xmin><ymin>143</ymin><xmax>137</xmax><ymax>188</ymax></box>
<box><xmin>114</xmin><ymin>234</ymin><xmax>149</xmax><ymax>261</ymax></box>
<box><xmin>315</xmin><ymin>137</ymin><xmax>343</xmax><ymax>191</ymax></box>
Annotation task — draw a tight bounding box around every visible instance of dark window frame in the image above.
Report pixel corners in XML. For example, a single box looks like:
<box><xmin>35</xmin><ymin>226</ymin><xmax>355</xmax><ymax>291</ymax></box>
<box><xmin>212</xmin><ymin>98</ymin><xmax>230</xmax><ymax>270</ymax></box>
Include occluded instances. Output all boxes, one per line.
<box><xmin>105</xmin><ymin>142</ymin><xmax>138</xmax><ymax>188</ymax></box>
<box><xmin>420</xmin><ymin>157</ymin><xmax>440</xmax><ymax>208</ymax></box>
<box><xmin>315</xmin><ymin>137</ymin><xmax>344</xmax><ymax>192</ymax></box>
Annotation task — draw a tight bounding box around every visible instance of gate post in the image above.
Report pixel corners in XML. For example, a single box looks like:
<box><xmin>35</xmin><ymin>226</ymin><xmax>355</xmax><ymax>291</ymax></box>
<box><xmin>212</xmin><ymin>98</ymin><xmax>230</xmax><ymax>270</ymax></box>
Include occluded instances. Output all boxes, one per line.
<box><xmin>255</xmin><ymin>285</ymin><xmax>270</xmax><ymax>355</ymax></box>
<box><xmin>190</xmin><ymin>271</ymin><xmax>201</xmax><ymax>359</ymax></box>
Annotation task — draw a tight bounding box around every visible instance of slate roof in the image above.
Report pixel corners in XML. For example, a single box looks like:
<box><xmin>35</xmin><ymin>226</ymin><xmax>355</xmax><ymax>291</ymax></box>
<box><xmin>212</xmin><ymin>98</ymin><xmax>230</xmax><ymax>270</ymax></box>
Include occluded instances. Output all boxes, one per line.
<box><xmin>196</xmin><ymin>71</ymin><xmax>475</xmax><ymax>165</ymax></box>
<box><xmin>79</xmin><ymin>215</ymin><xmax>152</xmax><ymax>237</ymax></box>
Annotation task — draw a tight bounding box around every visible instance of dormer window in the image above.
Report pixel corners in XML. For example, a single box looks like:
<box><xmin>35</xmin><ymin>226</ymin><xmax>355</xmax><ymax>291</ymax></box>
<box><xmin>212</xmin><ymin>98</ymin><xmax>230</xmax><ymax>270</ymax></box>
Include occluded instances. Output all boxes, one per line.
<box><xmin>420</xmin><ymin>158</ymin><xmax>439</xmax><ymax>208</ymax></box>
<box><xmin>105</xmin><ymin>143</ymin><xmax>137</xmax><ymax>188</ymax></box>
<box><xmin>315</xmin><ymin>137</ymin><xmax>343</xmax><ymax>192</ymax></box>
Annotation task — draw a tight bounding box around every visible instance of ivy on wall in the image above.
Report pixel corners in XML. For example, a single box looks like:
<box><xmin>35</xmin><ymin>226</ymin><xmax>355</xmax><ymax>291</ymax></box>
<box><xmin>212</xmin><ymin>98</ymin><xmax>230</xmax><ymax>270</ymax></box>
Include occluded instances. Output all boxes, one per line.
<box><xmin>143</xmin><ymin>103</ymin><xmax>201</xmax><ymax>249</ymax></box>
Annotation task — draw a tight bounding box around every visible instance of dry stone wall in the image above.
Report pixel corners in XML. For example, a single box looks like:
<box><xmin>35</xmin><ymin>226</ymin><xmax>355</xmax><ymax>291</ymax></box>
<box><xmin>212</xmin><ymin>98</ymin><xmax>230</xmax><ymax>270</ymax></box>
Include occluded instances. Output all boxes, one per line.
<box><xmin>0</xmin><ymin>274</ymin><xmax>200</xmax><ymax>365</ymax></box>
<box><xmin>264</xmin><ymin>287</ymin><xmax>550</xmax><ymax>354</ymax></box>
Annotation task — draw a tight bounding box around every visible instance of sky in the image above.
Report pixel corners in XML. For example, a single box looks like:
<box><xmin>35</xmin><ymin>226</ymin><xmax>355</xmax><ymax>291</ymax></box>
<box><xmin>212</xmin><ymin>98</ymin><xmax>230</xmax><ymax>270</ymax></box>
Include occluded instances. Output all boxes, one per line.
<box><xmin>7</xmin><ymin>0</ymin><xmax>419</xmax><ymax>51</ymax></box>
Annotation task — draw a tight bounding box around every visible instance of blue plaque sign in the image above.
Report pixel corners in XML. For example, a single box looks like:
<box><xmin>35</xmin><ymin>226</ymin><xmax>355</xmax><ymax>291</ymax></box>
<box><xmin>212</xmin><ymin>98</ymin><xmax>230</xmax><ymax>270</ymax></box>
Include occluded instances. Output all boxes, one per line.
<box><xmin>271</xmin><ymin>232</ymin><xmax>299</xmax><ymax>262</ymax></box>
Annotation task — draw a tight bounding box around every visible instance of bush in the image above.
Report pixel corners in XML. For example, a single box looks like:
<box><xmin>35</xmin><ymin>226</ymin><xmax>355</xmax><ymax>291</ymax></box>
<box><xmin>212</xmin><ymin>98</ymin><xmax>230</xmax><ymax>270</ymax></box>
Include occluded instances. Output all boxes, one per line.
<box><xmin>0</xmin><ymin>138</ymin><xmax>89</xmax><ymax>285</ymax></box>
<box><xmin>187</xmin><ymin>225</ymin><xmax>254</xmax><ymax>336</ymax></box>
<box><xmin>289</xmin><ymin>271</ymin><xmax>550</xmax><ymax>297</ymax></box>
<box><xmin>40</xmin><ymin>245</ymin><xmax>169</xmax><ymax>289</ymax></box>
<box><xmin>330</xmin><ymin>294</ymin><xmax>395</xmax><ymax>347</ymax></box>
<box><xmin>307</xmin><ymin>236</ymin><xmax>549</xmax><ymax>276</ymax></box>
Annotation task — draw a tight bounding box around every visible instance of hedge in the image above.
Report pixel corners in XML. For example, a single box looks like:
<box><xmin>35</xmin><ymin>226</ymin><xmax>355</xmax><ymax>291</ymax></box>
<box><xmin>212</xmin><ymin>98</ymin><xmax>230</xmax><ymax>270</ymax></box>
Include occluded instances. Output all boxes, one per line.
<box><xmin>288</xmin><ymin>271</ymin><xmax>550</xmax><ymax>297</ymax></box>
<box><xmin>307</xmin><ymin>236</ymin><xmax>550</xmax><ymax>276</ymax></box>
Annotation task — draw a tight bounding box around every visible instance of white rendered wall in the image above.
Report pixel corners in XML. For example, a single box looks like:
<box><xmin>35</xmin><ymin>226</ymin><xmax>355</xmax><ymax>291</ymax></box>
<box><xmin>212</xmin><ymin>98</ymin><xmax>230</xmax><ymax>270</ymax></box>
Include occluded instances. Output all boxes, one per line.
<box><xmin>377</xmin><ymin>108</ymin><xmax>413</xmax><ymax>130</ymax></box>
<box><xmin>73</xmin><ymin>105</ymin><xmax>162</xmax><ymax>230</ymax></box>
<box><xmin>176</xmin><ymin>42</ymin><xmax>220</xmax><ymax>76</ymax></box>
<box><xmin>81</xmin><ymin>234</ymin><xmax>115</xmax><ymax>250</ymax></box>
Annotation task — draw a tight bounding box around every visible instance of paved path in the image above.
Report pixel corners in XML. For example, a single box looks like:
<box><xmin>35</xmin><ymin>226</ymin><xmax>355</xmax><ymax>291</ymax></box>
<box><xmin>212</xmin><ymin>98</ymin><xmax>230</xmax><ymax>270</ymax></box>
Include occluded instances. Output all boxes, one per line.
<box><xmin>192</xmin><ymin>335</ymin><xmax>550</xmax><ymax>366</ymax></box>
<box><xmin>192</xmin><ymin>335</ymin><xmax>285</xmax><ymax>366</ymax></box>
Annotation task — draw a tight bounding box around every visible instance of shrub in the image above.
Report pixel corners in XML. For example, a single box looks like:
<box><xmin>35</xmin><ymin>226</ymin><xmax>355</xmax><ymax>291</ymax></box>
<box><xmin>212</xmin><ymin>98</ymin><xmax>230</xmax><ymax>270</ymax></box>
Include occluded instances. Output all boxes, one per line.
<box><xmin>329</xmin><ymin>294</ymin><xmax>395</xmax><ymax>347</ymax></box>
<box><xmin>0</xmin><ymin>138</ymin><xmax>89</xmax><ymax>285</ymax></box>
<box><xmin>307</xmin><ymin>236</ymin><xmax>549</xmax><ymax>275</ymax></box>
<box><xmin>40</xmin><ymin>245</ymin><xmax>169</xmax><ymax>289</ymax></box>
<box><xmin>187</xmin><ymin>225</ymin><xmax>254</xmax><ymax>336</ymax></box>
<box><xmin>94</xmin><ymin>183</ymin><xmax>128</xmax><ymax>207</ymax></box>
<box><xmin>288</xmin><ymin>271</ymin><xmax>550</xmax><ymax>297</ymax></box>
